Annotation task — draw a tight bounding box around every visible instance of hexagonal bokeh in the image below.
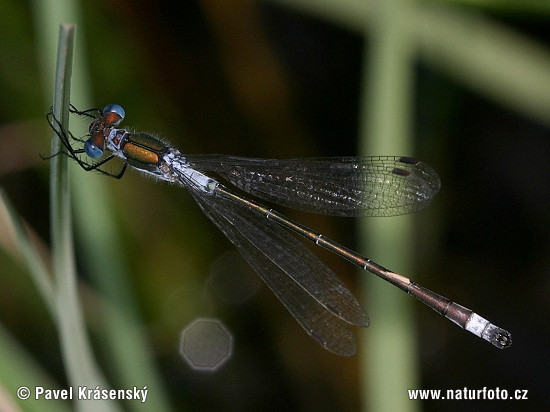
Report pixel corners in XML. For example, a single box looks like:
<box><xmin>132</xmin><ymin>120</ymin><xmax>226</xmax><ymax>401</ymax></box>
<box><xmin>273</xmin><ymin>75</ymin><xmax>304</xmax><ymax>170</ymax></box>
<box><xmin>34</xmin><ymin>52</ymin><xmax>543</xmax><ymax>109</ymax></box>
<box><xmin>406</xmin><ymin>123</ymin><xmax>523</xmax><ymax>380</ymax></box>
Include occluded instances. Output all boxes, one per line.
<box><xmin>179</xmin><ymin>318</ymin><xmax>233</xmax><ymax>371</ymax></box>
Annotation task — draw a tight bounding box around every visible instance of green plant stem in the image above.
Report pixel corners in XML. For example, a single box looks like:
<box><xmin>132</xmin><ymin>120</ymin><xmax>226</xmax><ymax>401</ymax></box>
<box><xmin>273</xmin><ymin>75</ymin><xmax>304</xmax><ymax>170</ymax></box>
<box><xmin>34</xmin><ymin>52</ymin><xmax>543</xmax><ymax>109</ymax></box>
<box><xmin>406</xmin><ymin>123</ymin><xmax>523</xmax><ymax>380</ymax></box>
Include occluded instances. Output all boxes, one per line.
<box><xmin>50</xmin><ymin>24</ymin><xmax>119</xmax><ymax>412</ymax></box>
<box><xmin>358</xmin><ymin>1</ymin><xmax>419</xmax><ymax>411</ymax></box>
<box><xmin>0</xmin><ymin>189</ymin><xmax>55</xmax><ymax>317</ymax></box>
<box><xmin>34</xmin><ymin>0</ymin><xmax>172</xmax><ymax>407</ymax></box>
<box><xmin>0</xmin><ymin>323</ymin><xmax>71</xmax><ymax>412</ymax></box>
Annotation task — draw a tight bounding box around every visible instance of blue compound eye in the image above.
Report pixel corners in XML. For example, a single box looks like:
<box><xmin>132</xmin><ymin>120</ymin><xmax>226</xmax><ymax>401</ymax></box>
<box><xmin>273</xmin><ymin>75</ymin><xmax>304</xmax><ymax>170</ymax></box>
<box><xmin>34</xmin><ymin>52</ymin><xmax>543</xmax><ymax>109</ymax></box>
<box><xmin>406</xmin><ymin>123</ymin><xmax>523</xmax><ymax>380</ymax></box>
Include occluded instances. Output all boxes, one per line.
<box><xmin>84</xmin><ymin>139</ymin><xmax>103</xmax><ymax>158</ymax></box>
<box><xmin>102</xmin><ymin>104</ymin><xmax>126</xmax><ymax>126</ymax></box>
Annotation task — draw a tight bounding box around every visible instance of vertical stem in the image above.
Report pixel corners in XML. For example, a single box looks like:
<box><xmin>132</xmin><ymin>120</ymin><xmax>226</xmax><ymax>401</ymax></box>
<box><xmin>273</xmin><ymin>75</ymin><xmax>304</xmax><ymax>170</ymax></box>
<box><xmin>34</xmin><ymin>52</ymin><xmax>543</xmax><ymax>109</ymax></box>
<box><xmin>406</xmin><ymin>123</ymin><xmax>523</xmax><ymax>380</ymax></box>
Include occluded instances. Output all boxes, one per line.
<box><xmin>358</xmin><ymin>1</ymin><xmax>419</xmax><ymax>411</ymax></box>
<box><xmin>34</xmin><ymin>1</ymin><xmax>172</xmax><ymax>408</ymax></box>
<box><xmin>50</xmin><ymin>24</ymin><xmax>118</xmax><ymax>412</ymax></box>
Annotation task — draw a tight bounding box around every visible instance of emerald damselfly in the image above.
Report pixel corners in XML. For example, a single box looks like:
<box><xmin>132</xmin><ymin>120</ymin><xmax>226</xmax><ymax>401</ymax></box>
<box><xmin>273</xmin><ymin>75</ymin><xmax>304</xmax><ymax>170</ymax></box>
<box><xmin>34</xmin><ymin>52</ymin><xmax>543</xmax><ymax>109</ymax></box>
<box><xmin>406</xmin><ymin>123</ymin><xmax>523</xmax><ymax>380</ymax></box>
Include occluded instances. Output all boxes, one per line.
<box><xmin>45</xmin><ymin>104</ymin><xmax>511</xmax><ymax>355</ymax></box>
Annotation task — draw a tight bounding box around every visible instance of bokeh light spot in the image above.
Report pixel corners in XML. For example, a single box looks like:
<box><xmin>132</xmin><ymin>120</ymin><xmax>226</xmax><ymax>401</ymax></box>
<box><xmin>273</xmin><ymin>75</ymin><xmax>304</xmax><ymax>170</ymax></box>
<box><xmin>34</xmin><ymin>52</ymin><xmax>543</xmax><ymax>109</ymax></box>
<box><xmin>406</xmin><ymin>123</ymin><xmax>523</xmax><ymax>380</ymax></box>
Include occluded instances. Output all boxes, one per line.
<box><xmin>180</xmin><ymin>318</ymin><xmax>233</xmax><ymax>371</ymax></box>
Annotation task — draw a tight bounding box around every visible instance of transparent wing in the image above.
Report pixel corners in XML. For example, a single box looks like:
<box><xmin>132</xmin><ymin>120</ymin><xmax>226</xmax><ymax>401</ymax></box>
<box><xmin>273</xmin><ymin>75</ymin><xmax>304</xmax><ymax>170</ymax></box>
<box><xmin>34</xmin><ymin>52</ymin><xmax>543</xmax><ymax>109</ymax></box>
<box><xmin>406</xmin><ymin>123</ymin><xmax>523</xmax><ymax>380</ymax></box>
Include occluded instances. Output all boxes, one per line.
<box><xmin>189</xmin><ymin>186</ymin><xmax>369</xmax><ymax>356</ymax></box>
<box><xmin>186</xmin><ymin>155</ymin><xmax>440</xmax><ymax>217</ymax></box>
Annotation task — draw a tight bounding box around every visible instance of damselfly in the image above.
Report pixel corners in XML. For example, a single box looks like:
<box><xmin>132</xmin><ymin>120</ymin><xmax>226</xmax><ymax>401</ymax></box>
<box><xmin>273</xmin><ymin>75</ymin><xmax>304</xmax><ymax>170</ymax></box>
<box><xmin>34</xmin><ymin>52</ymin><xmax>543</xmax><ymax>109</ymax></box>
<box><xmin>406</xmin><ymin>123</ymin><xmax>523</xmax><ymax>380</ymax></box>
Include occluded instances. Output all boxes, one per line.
<box><xmin>45</xmin><ymin>104</ymin><xmax>511</xmax><ymax>356</ymax></box>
